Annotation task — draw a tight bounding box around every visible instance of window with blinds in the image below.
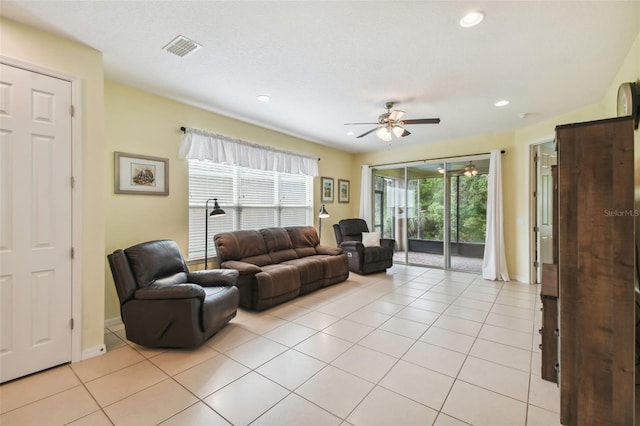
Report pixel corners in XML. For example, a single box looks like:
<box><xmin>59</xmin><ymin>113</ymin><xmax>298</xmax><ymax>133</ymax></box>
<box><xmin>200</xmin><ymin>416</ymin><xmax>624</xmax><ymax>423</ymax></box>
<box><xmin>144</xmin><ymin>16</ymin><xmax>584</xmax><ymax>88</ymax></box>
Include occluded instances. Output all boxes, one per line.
<box><xmin>187</xmin><ymin>159</ymin><xmax>314</xmax><ymax>260</ymax></box>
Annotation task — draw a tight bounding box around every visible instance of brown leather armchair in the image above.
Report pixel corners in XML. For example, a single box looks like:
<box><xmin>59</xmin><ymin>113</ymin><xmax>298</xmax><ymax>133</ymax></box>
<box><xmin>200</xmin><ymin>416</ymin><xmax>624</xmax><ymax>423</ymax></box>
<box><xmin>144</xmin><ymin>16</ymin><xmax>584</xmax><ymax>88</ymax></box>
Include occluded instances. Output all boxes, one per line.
<box><xmin>333</xmin><ymin>218</ymin><xmax>395</xmax><ymax>274</ymax></box>
<box><xmin>107</xmin><ymin>240</ymin><xmax>239</xmax><ymax>348</ymax></box>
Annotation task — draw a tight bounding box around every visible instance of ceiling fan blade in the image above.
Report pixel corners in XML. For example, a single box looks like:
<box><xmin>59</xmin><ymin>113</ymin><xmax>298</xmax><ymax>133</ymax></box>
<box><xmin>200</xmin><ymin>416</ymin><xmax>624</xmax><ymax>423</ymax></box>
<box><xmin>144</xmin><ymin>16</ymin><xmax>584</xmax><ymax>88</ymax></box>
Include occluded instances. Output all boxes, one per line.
<box><xmin>401</xmin><ymin>129</ymin><xmax>411</xmax><ymax>137</ymax></box>
<box><xmin>388</xmin><ymin>110</ymin><xmax>405</xmax><ymax>121</ymax></box>
<box><xmin>344</xmin><ymin>122</ymin><xmax>378</xmax><ymax>125</ymax></box>
<box><xmin>401</xmin><ymin>118</ymin><xmax>441</xmax><ymax>125</ymax></box>
<box><xmin>356</xmin><ymin>127</ymin><xmax>379</xmax><ymax>138</ymax></box>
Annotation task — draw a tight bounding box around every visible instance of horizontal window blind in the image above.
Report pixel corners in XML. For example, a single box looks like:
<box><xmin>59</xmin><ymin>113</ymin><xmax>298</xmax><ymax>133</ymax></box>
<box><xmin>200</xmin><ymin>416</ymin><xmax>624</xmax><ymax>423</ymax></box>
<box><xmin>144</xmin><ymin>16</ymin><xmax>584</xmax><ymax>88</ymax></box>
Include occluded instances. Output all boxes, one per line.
<box><xmin>188</xmin><ymin>159</ymin><xmax>313</xmax><ymax>260</ymax></box>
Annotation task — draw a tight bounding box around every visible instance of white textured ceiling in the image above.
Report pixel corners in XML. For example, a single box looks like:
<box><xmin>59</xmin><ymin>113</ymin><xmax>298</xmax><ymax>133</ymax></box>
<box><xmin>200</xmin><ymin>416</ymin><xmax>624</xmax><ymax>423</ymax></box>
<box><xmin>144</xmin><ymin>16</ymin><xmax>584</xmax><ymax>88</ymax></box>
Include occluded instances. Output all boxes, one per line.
<box><xmin>2</xmin><ymin>1</ymin><xmax>638</xmax><ymax>153</ymax></box>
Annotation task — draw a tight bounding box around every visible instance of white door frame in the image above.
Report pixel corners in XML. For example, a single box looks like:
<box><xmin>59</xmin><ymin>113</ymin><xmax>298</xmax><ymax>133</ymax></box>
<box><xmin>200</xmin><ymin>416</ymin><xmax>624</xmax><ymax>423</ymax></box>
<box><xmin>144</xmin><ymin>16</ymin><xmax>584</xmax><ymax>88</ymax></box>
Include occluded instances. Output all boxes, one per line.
<box><xmin>1</xmin><ymin>56</ymin><xmax>83</xmax><ymax>363</ymax></box>
<box><xmin>528</xmin><ymin>137</ymin><xmax>554</xmax><ymax>285</ymax></box>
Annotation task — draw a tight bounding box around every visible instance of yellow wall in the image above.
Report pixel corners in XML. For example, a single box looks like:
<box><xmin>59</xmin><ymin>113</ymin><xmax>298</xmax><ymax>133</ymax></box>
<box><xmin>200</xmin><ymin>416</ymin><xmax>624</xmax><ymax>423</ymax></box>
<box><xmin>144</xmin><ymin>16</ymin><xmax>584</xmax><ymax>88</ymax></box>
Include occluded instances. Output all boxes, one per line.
<box><xmin>3</xmin><ymin>15</ymin><xmax>638</xmax><ymax>342</ymax></box>
<box><xmin>104</xmin><ymin>81</ymin><xmax>355</xmax><ymax>319</ymax></box>
<box><xmin>354</xmin><ymin>29</ymin><xmax>640</xmax><ymax>283</ymax></box>
<box><xmin>0</xmin><ymin>17</ymin><xmax>106</xmax><ymax>352</ymax></box>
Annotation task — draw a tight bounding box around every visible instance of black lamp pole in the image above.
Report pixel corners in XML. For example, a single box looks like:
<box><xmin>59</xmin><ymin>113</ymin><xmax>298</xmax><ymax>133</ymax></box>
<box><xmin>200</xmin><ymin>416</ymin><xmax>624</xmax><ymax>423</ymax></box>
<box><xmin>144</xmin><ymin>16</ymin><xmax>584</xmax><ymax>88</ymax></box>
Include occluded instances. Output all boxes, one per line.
<box><xmin>204</xmin><ymin>198</ymin><xmax>225</xmax><ymax>269</ymax></box>
<box><xmin>318</xmin><ymin>204</ymin><xmax>330</xmax><ymax>243</ymax></box>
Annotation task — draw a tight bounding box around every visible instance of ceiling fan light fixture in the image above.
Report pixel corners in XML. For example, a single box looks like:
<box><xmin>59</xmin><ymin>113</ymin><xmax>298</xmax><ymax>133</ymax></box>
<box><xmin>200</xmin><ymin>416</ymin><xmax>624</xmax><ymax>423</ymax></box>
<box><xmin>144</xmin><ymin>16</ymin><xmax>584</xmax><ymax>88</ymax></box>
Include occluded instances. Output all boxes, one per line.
<box><xmin>388</xmin><ymin>109</ymin><xmax>406</xmax><ymax>121</ymax></box>
<box><xmin>460</xmin><ymin>11</ymin><xmax>485</xmax><ymax>27</ymax></box>
<box><xmin>376</xmin><ymin>126</ymin><xmax>393</xmax><ymax>142</ymax></box>
<box><xmin>464</xmin><ymin>161</ymin><xmax>478</xmax><ymax>177</ymax></box>
<box><xmin>392</xmin><ymin>126</ymin><xmax>405</xmax><ymax>139</ymax></box>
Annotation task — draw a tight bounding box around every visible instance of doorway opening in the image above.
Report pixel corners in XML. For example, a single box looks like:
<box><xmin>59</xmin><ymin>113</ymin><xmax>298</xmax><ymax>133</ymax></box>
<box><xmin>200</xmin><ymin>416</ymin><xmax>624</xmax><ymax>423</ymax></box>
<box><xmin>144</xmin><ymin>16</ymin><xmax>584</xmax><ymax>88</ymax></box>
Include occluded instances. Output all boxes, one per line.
<box><xmin>529</xmin><ymin>140</ymin><xmax>556</xmax><ymax>284</ymax></box>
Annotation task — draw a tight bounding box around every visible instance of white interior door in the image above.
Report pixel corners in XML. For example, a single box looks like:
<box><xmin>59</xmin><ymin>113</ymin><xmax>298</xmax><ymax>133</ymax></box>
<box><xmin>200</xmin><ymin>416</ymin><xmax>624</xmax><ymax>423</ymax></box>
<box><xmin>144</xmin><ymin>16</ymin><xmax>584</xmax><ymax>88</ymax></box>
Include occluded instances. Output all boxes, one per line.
<box><xmin>538</xmin><ymin>143</ymin><xmax>556</xmax><ymax>264</ymax></box>
<box><xmin>0</xmin><ymin>63</ymin><xmax>73</xmax><ymax>383</ymax></box>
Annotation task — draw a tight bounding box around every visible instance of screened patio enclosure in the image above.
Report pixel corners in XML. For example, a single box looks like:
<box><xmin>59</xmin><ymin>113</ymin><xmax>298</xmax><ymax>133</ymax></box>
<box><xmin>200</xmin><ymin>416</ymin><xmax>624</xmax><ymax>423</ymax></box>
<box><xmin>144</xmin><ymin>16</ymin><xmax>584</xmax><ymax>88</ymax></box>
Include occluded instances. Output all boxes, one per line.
<box><xmin>372</xmin><ymin>157</ymin><xmax>490</xmax><ymax>273</ymax></box>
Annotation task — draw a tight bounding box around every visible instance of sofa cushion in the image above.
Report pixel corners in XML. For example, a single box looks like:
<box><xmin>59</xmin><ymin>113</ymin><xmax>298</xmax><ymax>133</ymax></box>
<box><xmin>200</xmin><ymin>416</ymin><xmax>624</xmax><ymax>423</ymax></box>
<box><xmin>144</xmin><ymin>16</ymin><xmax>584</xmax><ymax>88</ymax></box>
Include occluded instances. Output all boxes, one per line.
<box><xmin>285</xmin><ymin>226</ymin><xmax>320</xmax><ymax>257</ymax></box>
<box><xmin>241</xmin><ymin>254</ymin><xmax>274</xmax><ymax>267</ymax></box>
<box><xmin>215</xmin><ymin>230</ymin><xmax>268</xmax><ymax>262</ymax></box>
<box><xmin>261</xmin><ymin>227</ymin><xmax>298</xmax><ymax>263</ymax></box>
<box><xmin>283</xmin><ymin>257</ymin><xmax>323</xmax><ymax>294</ymax></box>
<box><xmin>254</xmin><ymin>264</ymin><xmax>301</xmax><ymax>307</ymax></box>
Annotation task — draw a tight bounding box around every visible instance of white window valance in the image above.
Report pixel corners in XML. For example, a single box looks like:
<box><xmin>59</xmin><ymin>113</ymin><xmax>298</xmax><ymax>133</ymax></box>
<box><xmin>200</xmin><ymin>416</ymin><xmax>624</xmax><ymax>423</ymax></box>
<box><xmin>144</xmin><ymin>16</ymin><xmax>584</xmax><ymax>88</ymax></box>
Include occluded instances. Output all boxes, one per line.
<box><xmin>179</xmin><ymin>127</ymin><xmax>319</xmax><ymax>176</ymax></box>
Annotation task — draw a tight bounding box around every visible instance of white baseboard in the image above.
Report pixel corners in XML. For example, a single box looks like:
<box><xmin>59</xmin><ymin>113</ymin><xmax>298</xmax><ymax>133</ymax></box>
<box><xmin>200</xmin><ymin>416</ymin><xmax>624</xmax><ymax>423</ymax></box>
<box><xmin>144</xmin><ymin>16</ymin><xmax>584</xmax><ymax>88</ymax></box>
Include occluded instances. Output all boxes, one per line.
<box><xmin>511</xmin><ymin>274</ymin><xmax>531</xmax><ymax>284</ymax></box>
<box><xmin>104</xmin><ymin>316</ymin><xmax>123</xmax><ymax>329</ymax></box>
<box><xmin>82</xmin><ymin>344</ymin><xmax>106</xmax><ymax>360</ymax></box>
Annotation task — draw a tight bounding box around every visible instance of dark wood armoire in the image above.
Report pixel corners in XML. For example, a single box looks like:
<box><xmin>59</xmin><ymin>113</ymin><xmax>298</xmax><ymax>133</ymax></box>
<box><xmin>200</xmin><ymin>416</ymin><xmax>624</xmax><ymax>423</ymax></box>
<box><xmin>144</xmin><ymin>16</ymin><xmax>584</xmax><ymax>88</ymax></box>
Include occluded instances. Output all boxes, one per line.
<box><xmin>555</xmin><ymin>116</ymin><xmax>636</xmax><ymax>426</ymax></box>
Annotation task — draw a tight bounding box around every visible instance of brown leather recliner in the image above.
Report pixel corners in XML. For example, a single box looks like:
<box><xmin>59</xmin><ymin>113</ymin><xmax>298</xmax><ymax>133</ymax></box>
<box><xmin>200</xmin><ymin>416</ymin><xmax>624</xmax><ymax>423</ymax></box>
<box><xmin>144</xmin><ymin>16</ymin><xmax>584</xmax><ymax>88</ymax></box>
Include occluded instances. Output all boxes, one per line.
<box><xmin>333</xmin><ymin>218</ymin><xmax>395</xmax><ymax>274</ymax></box>
<box><xmin>107</xmin><ymin>240</ymin><xmax>239</xmax><ymax>348</ymax></box>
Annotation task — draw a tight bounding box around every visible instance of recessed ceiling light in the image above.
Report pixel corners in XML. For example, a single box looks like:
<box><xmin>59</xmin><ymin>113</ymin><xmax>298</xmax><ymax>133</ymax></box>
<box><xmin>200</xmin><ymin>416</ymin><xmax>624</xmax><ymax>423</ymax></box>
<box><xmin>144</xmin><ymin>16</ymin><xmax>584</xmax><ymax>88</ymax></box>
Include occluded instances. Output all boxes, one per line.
<box><xmin>256</xmin><ymin>95</ymin><xmax>271</xmax><ymax>102</ymax></box>
<box><xmin>460</xmin><ymin>11</ymin><xmax>485</xmax><ymax>27</ymax></box>
<box><xmin>494</xmin><ymin>100</ymin><xmax>510</xmax><ymax>107</ymax></box>
<box><xmin>346</xmin><ymin>131</ymin><xmax>355</xmax><ymax>136</ymax></box>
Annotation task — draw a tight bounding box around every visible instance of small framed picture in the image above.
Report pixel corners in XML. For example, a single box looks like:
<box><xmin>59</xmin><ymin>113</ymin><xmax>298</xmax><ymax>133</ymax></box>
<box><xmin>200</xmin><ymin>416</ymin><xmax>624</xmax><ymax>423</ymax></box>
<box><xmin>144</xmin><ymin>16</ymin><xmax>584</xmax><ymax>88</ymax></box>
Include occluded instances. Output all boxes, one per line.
<box><xmin>321</xmin><ymin>176</ymin><xmax>334</xmax><ymax>203</ymax></box>
<box><xmin>114</xmin><ymin>152</ymin><xmax>169</xmax><ymax>195</ymax></box>
<box><xmin>338</xmin><ymin>179</ymin><xmax>350</xmax><ymax>203</ymax></box>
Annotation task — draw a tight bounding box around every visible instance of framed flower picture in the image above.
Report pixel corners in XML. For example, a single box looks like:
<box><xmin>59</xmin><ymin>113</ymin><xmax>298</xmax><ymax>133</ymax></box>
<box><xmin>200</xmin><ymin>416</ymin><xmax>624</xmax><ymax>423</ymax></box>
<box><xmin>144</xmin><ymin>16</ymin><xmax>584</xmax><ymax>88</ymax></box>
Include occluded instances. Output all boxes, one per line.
<box><xmin>114</xmin><ymin>152</ymin><xmax>169</xmax><ymax>195</ymax></box>
<box><xmin>321</xmin><ymin>176</ymin><xmax>334</xmax><ymax>203</ymax></box>
<box><xmin>338</xmin><ymin>179</ymin><xmax>350</xmax><ymax>203</ymax></box>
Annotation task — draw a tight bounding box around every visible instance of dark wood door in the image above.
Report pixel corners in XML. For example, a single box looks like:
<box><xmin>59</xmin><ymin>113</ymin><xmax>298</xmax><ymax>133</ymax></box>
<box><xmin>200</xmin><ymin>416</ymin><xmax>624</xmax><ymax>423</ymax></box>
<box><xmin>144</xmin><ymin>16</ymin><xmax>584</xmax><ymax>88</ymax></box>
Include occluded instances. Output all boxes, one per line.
<box><xmin>556</xmin><ymin>116</ymin><xmax>635</xmax><ymax>426</ymax></box>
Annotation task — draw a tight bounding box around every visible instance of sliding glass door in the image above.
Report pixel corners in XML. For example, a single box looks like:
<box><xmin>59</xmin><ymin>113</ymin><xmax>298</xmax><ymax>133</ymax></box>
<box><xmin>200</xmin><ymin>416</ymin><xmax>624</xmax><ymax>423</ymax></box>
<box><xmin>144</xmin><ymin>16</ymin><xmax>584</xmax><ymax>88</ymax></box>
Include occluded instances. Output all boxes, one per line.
<box><xmin>446</xmin><ymin>159</ymin><xmax>489</xmax><ymax>272</ymax></box>
<box><xmin>373</xmin><ymin>156</ymin><xmax>489</xmax><ymax>273</ymax></box>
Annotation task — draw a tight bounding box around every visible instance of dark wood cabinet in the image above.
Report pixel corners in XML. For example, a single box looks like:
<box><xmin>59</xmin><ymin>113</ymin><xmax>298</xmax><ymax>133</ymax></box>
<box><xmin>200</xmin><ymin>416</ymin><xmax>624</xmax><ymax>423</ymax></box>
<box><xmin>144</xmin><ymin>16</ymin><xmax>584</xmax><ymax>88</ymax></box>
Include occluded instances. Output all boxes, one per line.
<box><xmin>540</xmin><ymin>263</ymin><xmax>558</xmax><ymax>382</ymax></box>
<box><xmin>555</xmin><ymin>116</ymin><xmax>635</xmax><ymax>426</ymax></box>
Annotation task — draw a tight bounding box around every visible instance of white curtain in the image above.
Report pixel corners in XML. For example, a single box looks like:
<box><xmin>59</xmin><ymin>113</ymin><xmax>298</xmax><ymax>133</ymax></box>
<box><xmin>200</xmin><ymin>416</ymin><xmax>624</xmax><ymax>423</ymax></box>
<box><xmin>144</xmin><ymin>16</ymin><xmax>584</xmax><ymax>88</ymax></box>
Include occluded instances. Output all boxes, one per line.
<box><xmin>179</xmin><ymin>127</ymin><xmax>319</xmax><ymax>176</ymax></box>
<box><xmin>482</xmin><ymin>150</ymin><xmax>510</xmax><ymax>281</ymax></box>
<box><xmin>359</xmin><ymin>165</ymin><xmax>372</xmax><ymax>229</ymax></box>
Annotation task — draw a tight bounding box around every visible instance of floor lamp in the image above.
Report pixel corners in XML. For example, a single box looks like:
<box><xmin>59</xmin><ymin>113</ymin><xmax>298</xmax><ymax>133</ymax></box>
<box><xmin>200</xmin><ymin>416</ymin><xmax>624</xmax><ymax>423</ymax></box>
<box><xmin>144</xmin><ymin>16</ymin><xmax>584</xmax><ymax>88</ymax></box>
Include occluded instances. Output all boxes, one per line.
<box><xmin>204</xmin><ymin>198</ymin><xmax>226</xmax><ymax>269</ymax></box>
<box><xmin>318</xmin><ymin>204</ymin><xmax>330</xmax><ymax>243</ymax></box>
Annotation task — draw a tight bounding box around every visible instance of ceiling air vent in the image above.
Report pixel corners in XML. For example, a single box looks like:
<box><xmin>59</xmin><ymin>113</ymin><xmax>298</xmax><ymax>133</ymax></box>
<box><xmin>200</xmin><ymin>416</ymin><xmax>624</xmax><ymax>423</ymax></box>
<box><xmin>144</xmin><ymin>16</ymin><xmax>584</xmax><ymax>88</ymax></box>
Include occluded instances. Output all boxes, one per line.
<box><xmin>162</xmin><ymin>35</ymin><xmax>202</xmax><ymax>57</ymax></box>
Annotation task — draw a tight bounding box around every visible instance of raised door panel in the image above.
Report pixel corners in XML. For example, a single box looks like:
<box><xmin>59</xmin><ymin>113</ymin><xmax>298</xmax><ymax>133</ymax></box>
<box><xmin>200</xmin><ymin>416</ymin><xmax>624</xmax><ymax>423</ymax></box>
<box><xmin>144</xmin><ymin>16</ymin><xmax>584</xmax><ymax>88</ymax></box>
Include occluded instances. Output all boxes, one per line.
<box><xmin>0</xmin><ymin>64</ymin><xmax>72</xmax><ymax>383</ymax></box>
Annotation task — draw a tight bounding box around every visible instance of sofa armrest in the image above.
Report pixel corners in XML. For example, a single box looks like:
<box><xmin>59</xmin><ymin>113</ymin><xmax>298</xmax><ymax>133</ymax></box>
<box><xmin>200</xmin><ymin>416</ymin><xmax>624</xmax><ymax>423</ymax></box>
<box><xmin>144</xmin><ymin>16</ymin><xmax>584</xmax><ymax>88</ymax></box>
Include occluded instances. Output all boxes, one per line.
<box><xmin>339</xmin><ymin>241</ymin><xmax>365</xmax><ymax>255</ymax></box>
<box><xmin>220</xmin><ymin>260</ymin><xmax>262</xmax><ymax>276</ymax></box>
<box><xmin>135</xmin><ymin>283</ymin><xmax>205</xmax><ymax>300</ymax></box>
<box><xmin>316</xmin><ymin>245</ymin><xmax>343</xmax><ymax>256</ymax></box>
<box><xmin>380</xmin><ymin>239</ymin><xmax>395</xmax><ymax>250</ymax></box>
<box><xmin>187</xmin><ymin>269</ymin><xmax>239</xmax><ymax>287</ymax></box>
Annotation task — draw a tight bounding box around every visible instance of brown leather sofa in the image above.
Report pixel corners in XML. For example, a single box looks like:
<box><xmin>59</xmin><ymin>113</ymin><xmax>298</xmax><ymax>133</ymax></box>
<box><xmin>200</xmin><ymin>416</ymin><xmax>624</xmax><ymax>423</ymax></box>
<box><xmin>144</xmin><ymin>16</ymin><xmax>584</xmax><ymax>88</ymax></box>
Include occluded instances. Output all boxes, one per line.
<box><xmin>107</xmin><ymin>240</ymin><xmax>239</xmax><ymax>348</ymax></box>
<box><xmin>214</xmin><ymin>226</ymin><xmax>349</xmax><ymax>310</ymax></box>
<box><xmin>333</xmin><ymin>218</ymin><xmax>395</xmax><ymax>274</ymax></box>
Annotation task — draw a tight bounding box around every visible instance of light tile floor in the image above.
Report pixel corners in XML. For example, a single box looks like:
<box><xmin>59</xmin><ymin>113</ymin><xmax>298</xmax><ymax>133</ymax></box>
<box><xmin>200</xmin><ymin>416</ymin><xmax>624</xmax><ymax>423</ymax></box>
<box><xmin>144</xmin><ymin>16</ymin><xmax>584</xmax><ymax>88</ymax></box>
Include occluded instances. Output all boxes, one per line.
<box><xmin>0</xmin><ymin>265</ymin><xmax>561</xmax><ymax>426</ymax></box>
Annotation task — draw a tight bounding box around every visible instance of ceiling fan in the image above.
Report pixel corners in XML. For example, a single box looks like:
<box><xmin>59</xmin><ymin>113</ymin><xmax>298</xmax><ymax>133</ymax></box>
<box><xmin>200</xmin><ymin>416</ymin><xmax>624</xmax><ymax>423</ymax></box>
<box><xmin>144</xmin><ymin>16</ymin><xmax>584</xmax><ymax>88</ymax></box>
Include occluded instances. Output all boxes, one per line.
<box><xmin>345</xmin><ymin>101</ymin><xmax>440</xmax><ymax>142</ymax></box>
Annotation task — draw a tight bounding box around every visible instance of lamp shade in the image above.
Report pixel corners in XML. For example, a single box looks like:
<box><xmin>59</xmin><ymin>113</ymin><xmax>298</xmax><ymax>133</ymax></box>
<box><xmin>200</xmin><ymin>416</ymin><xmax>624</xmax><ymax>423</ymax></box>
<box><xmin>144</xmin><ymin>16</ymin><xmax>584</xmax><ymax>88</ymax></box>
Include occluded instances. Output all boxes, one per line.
<box><xmin>209</xmin><ymin>198</ymin><xmax>226</xmax><ymax>216</ymax></box>
<box><xmin>318</xmin><ymin>204</ymin><xmax>330</xmax><ymax>218</ymax></box>
<box><xmin>204</xmin><ymin>197</ymin><xmax>225</xmax><ymax>269</ymax></box>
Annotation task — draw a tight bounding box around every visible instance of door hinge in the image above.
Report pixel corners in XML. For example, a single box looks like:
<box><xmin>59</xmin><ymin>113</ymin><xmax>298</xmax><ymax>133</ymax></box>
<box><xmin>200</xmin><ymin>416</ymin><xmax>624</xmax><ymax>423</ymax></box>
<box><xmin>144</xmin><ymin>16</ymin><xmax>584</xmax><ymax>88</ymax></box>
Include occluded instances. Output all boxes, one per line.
<box><xmin>70</xmin><ymin>318</ymin><xmax>74</xmax><ymax>330</ymax></box>
<box><xmin>534</xmin><ymin>261</ymin><xmax>540</xmax><ymax>267</ymax></box>
<box><xmin>71</xmin><ymin>247</ymin><xmax>75</xmax><ymax>259</ymax></box>
<box><xmin>534</xmin><ymin>154</ymin><xmax>539</xmax><ymax>163</ymax></box>
<box><xmin>533</xmin><ymin>226</ymin><xmax>539</xmax><ymax>232</ymax></box>
<box><xmin>71</xmin><ymin>176</ymin><xmax>75</xmax><ymax>188</ymax></box>
<box><xmin>70</xmin><ymin>105</ymin><xmax>75</xmax><ymax>117</ymax></box>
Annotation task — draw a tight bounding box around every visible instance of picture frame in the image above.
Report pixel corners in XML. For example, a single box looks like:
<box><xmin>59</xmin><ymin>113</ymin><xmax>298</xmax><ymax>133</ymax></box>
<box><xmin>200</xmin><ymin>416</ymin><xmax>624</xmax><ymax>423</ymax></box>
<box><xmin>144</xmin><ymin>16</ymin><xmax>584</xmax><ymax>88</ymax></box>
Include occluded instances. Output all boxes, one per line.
<box><xmin>114</xmin><ymin>152</ymin><xmax>169</xmax><ymax>195</ymax></box>
<box><xmin>338</xmin><ymin>179</ymin><xmax>350</xmax><ymax>203</ymax></box>
<box><xmin>321</xmin><ymin>176</ymin><xmax>334</xmax><ymax>203</ymax></box>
